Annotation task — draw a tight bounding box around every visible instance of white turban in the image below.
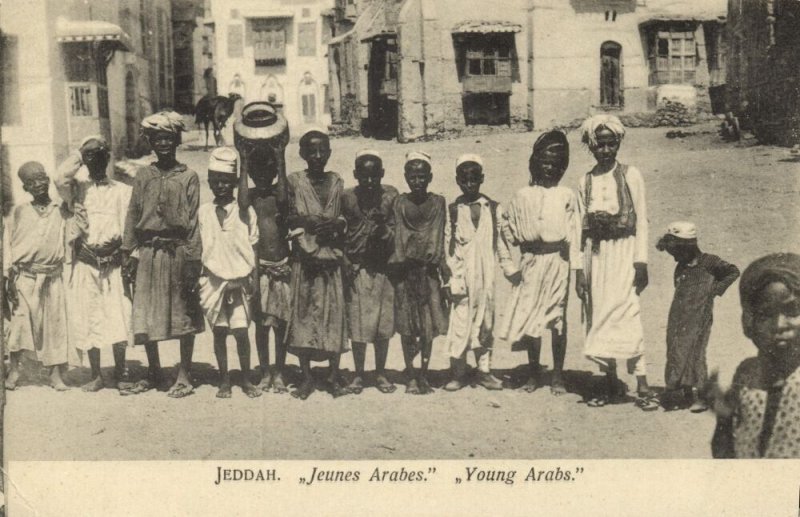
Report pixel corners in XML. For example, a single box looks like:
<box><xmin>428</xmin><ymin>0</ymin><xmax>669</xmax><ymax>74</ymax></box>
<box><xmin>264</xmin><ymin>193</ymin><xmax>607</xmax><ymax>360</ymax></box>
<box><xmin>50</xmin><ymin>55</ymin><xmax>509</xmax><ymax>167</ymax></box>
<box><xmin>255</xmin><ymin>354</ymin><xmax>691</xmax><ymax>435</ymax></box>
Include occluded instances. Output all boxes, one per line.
<box><xmin>208</xmin><ymin>146</ymin><xmax>239</xmax><ymax>175</ymax></box>
<box><xmin>666</xmin><ymin>221</ymin><xmax>698</xmax><ymax>240</ymax></box>
<box><xmin>580</xmin><ymin>114</ymin><xmax>626</xmax><ymax>148</ymax></box>
<box><xmin>455</xmin><ymin>153</ymin><xmax>483</xmax><ymax>169</ymax></box>
<box><xmin>405</xmin><ymin>150</ymin><xmax>431</xmax><ymax>166</ymax></box>
<box><xmin>141</xmin><ymin>111</ymin><xmax>186</xmax><ymax>134</ymax></box>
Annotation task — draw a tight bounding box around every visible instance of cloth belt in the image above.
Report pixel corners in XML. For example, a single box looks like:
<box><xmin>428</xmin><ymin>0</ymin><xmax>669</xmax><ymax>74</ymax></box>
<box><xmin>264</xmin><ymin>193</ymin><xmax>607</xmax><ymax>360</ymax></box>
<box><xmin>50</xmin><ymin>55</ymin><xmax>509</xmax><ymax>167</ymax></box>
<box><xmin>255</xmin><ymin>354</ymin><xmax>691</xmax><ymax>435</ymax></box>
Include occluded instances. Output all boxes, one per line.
<box><xmin>140</xmin><ymin>235</ymin><xmax>185</xmax><ymax>254</ymax></box>
<box><xmin>258</xmin><ymin>257</ymin><xmax>291</xmax><ymax>279</ymax></box>
<box><xmin>520</xmin><ymin>240</ymin><xmax>566</xmax><ymax>255</ymax></box>
<box><xmin>76</xmin><ymin>242</ymin><xmax>124</xmax><ymax>270</ymax></box>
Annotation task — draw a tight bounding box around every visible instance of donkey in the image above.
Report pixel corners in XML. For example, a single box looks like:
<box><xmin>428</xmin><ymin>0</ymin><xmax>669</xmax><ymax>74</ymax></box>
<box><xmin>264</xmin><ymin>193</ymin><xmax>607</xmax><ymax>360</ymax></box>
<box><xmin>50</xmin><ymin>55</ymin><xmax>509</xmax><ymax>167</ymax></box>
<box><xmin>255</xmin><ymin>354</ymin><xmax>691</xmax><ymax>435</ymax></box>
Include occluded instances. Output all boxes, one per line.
<box><xmin>195</xmin><ymin>92</ymin><xmax>243</xmax><ymax>150</ymax></box>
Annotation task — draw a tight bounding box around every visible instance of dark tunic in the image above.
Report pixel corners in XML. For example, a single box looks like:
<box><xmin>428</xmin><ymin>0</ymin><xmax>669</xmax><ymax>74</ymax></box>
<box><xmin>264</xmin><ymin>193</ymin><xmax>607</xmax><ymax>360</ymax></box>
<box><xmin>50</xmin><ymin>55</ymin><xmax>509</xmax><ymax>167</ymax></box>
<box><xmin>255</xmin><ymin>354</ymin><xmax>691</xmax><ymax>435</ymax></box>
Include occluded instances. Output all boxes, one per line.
<box><xmin>342</xmin><ymin>185</ymin><xmax>398</xmax><ymax>342</ymax></box>
<box><xmin>389</xmin><ymin>193</ymin><xmax>449</xmax><ymax>341</ymax></box>
<box><xmin>285</xmin><ymin>170</ymin><xmax>348</xmax><ymax>359</ymax></box>
<box><xmin>122</xmin><ymin>163</ymin><xmax>204</xmax><ymax>343</ymax></box>
<box><xmin>665</xmin><ymin>253</ymin><xmax>739</xmax><ymax>389</ymax></box>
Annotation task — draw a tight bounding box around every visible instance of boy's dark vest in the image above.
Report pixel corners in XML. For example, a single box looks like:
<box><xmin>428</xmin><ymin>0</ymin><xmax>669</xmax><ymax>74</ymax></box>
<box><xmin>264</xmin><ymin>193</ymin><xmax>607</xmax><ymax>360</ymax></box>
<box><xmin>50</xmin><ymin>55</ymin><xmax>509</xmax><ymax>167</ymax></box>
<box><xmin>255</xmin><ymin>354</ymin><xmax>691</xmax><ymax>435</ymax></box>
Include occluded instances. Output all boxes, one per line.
<box><xmin>448</xmin><ymin>196</ymin><xmax>498</xmax><ymax>256</ymax></box>
<box><xmin>582</xmin><ymin>163</ymin><xmax>637</xmax><ymax>245</ymax></box>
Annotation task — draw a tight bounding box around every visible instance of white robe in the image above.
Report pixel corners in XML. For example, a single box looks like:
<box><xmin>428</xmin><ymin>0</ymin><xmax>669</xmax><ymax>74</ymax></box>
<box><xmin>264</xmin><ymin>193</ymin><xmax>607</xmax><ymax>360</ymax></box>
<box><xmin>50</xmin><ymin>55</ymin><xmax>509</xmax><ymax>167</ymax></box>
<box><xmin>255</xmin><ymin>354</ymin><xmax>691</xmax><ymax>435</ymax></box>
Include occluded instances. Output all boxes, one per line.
<box><xmin>578</xmin><ymin>163</ymin><xmax>648</xmax><ymax>365</ymax></box>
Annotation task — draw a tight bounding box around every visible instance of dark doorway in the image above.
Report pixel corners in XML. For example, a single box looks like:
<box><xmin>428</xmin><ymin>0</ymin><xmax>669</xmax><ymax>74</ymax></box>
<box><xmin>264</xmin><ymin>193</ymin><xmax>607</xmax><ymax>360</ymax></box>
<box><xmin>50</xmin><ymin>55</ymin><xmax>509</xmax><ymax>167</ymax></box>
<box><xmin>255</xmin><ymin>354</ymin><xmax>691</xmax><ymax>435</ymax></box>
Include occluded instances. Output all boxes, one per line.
<box><xmin>600</xmin><ymin>41</ymin><xmax>623</xmax><ymax>107</ymax></box>
<box><xmin>462</xmin><ymin>93</ymin><xmax>510</xmax><ymax>125</ymax></box>
<box><xmin>125</xmin><ymin>71</ymin><xmax>138</xmax><ymax>156</ymax></box>
<box><xmin>366</xmin><ymin>37</ymin><xmax>398</xmax><ymax>139</ymax></box>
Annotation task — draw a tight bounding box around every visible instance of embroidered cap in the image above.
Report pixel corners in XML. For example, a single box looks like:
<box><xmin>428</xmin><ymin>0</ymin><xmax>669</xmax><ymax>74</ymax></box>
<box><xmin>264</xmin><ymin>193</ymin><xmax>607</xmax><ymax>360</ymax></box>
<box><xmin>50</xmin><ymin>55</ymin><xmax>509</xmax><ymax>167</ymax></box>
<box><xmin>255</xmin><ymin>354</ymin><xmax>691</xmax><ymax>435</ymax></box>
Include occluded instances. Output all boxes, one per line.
<box><xmin>455</xmin><ymin>153</ymin><xmax>483</xmax><ymax>169</ymax></box>
<box><xmin>80</xmin><ymin>134</ymin><xmax>109</xmax><ymax>152</ymax></box>
<box><xmin>666</xmin><ymin>221</ymin><xmax>697</xmax><ymax>240</ymax></box>
<box><xmin>356</xmin><ymin>149</ymin><xmax>381</xmax><ymax>160</ymax></box>
<box><xmin>208</xmin><ymin>146</ymin><xmax>239</xmax><ymax>175</ymax></box>
<box><xmin>405</xmin><ymin>150</ymin><xmax>431</xmax><ymax>166</ymax></box>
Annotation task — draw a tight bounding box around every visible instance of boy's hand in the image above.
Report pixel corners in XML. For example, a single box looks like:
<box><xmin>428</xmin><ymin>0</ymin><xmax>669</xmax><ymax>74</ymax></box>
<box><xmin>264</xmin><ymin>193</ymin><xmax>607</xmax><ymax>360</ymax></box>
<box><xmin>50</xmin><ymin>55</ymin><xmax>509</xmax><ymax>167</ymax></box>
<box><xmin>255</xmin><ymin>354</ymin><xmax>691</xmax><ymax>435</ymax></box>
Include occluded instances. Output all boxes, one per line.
<box><xmin>575</xmin><ymin>269</ymin><xmax>588</xmax><ymax>300</ymax></box>
<box><xmin>5</xmin><ymin>270</ymin><xmax>19</xmax><ymax>312</ymax></box>
<box><xmin>506</xmin><ymin>270</ymin><xmax>523</xmax><ymax>287</ymax></box>
<box><xmin>633</xmin><ymin>263</ymin><xmax>648</xmax><ymax>295</ymax></box>
<box><xmin>181</xmin><ymin>260</ymin><xmax>203</xmax><ymax>300</ymax></box>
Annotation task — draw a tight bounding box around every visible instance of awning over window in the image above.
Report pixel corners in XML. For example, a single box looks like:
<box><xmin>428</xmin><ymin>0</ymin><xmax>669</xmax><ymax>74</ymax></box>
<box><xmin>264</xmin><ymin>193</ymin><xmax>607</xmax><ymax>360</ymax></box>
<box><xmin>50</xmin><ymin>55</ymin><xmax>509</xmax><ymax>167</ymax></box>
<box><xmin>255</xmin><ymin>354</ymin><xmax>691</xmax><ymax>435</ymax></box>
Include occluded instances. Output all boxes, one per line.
<box><xmin>452</xmin><ymin>21</ymin><xmax>522</xmax><ymax>34</ymax></box>
<box><xmin>56</xmin><ymin>17</ymin><xmax>131</xmax><ymax>51</ymax></box>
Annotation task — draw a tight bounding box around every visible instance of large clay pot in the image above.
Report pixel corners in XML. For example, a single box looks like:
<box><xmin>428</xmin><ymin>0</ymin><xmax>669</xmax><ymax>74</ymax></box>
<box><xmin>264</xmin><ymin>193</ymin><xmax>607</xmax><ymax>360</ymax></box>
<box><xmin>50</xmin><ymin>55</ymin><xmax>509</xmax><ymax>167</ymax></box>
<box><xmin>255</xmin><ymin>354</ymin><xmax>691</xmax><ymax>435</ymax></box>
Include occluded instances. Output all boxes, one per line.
<box><xmin>234</xmin><ymin>101</ymin><xmax>289</xmax><ymax>183</ymax></box>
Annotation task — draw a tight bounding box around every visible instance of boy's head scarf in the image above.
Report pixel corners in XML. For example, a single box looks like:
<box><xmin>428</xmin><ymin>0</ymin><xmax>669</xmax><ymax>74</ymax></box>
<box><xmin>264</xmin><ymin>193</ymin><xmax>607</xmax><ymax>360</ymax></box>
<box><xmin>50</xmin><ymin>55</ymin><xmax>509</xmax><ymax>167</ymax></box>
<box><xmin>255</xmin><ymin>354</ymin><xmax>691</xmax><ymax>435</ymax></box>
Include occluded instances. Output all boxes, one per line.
<box><xmin>79</xmin><ymin>135</ymin><xmax>109</xmax><ymax>152</ymax></box>
<box><xmin>580</xmin><ymin>114</ymin><xmax>626</xmax><ymax>148</ymax></box>
<box><xmin>141</xmin><ymin>111</ymin><xmax>186</xmax><ymax>135</ymax></box>
<box><xmin>740</xmin><ymin>253</ymin><xmax>800</xmax><ymax>313</ymax></box>
<box><xmin>532</xmin><ymin>130</ymin><xmax>569</xmax><ymax>170</ymax></box>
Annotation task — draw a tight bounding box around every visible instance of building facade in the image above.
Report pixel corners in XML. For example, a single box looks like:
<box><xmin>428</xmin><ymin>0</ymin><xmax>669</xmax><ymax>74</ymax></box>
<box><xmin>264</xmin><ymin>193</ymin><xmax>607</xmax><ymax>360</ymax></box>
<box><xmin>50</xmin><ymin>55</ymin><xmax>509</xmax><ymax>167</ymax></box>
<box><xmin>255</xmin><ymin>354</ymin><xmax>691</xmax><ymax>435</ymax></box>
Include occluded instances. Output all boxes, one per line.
<box><xmin>329</xmin><ymin>0</ymin><xmax>727</xmax><ymax>142</ymax></box>
<box><xmin>727</xmin><ymin>0</ymin><xmax>800</xmax><ymax>146</ymax></box>
<box><xmin>173</xmin><ymin>0</ymin><xmax>216</xmax><ymax>113</ymax></box>
<box><xmin>209</xmin><ymin>0</ymin><xmax>335</xmax><ymax>133</ymax></box>
<box><xmin>1</xmin><ymin>0</ymin><xmax>173</xmax><ymax>207</ymax></box>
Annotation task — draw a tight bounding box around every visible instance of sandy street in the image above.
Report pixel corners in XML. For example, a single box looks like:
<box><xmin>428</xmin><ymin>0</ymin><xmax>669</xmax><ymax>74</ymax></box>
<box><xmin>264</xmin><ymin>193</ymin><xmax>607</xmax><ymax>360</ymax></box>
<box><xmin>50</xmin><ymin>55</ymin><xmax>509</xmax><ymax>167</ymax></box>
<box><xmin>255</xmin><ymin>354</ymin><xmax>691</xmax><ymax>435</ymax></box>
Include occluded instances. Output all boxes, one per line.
<box><xmin>6</xmin><ymin>124</ymin><xmax>799</xmax><ymax>460</ymax></box>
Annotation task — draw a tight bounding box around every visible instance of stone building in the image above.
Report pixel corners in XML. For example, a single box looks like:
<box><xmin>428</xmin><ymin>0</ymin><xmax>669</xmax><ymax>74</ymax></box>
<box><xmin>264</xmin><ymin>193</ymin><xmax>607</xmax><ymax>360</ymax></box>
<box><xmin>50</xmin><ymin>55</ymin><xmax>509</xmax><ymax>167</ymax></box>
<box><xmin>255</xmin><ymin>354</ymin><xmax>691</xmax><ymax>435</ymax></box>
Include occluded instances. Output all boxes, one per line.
<box><xmin>209</xmin><ymin>0</ymin><xmax>335</xmax><ymax>133</ymax></box>
<box><xmin>726</xmin><ymin>0</ymin><xmax>800</xmax><ymax>146</ymax></box>
<box><xmin>1</xmin><ymin>0</ymin><xmax>174</xmax><ymax>206</ymax></box>
<box><xmin>173</xmin><ymin>0</ymin><xmax>216</xmax><ymax>113</ymax></box>
<box><xmin>328</xmin><ymin>0</ymin><xmax>727</xmax><ymax>142</ymax></box>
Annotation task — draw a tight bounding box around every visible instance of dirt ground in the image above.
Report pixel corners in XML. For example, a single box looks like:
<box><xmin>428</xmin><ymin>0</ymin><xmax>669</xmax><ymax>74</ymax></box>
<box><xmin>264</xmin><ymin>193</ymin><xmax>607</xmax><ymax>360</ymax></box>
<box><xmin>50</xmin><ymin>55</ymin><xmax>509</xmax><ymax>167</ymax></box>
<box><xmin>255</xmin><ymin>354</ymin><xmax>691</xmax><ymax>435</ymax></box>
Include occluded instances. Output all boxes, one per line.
<box><xmin>6</xmin><ymin>124</ymin><xmax>800</xmax><ymax>460</ymax></box>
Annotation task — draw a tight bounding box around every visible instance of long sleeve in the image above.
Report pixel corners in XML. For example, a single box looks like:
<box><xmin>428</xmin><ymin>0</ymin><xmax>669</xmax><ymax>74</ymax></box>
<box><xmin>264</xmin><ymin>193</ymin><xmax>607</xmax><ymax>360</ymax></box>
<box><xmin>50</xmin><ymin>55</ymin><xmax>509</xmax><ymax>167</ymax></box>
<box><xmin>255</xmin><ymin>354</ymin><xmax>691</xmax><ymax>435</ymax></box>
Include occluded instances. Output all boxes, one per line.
<box><xmin>122</xmin><ymin>173</ymin><xmax>143</xmax><ymax>252</ymax></box>
<box><xmin>709</xmin><ymin>256</ymin><xmax>740</xmax><ymax>297</ymax></box>
<box><xmin>496</xmin><ymin>203</ymin><xmax>517</xmax><ymax>278</ymax></box>
<box><xmin>627</xmin><ymin>166</ymin><xmax>648</xmax><ymax>263</ymax></box>
<box><xmin>184</xmin><ymin>172</ymin><xmax>202</xmax><ymax>261</ymax></box>
<box><xmin>566</xmin><ymin>189</ymin><xmax>584</xmax><ymax>270</ymax></box>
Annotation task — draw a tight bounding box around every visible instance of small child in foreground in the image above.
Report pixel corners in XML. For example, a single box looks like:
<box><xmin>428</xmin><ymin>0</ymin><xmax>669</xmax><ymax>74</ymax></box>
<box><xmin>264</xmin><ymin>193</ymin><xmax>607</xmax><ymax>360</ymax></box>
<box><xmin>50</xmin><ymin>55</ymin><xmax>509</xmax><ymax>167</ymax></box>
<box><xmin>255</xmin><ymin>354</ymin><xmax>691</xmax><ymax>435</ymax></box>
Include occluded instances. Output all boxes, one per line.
<box><xmin>710</xmin><ymin>252</ymin><xmax>800</xmax><ymax>458</ymax></box>
<box><xmin>198</xmin><ymin>147</ymin><xmax>261</xmax><ymax>398</ymax></box>
<box><xmin>656</xmin><ymin>222</ymin><xmax>739</xmax><ymax>412</ymax></box>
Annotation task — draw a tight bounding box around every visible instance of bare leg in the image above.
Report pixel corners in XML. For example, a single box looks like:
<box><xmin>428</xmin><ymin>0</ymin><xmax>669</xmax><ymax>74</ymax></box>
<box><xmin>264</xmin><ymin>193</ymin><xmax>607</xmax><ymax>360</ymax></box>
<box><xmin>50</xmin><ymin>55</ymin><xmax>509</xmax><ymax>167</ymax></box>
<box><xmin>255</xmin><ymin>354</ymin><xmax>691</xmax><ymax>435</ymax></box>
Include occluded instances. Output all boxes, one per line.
<box><xmin>550</xmin><ymin>327</ymin><xmax>567</xmax><ymax>396</ymax></box>
<box><xmin>522</xmin><ymin>336</ymin><xmax>542</xmax><ymax>392</ymax></box>
<box><xmin>418</xmin><ymin>339</ymin><xmax>434</xmax><ymax>395</ymax></box>
<box><xmin>168</xmin><ymin>335</ymin><xmax>195</xmax><ymax>398</ymax></box>
<box><xmin>636</xmin><ymin>375</ymin><xmax>651</xmax><ymax>396</ymax></box>
<box><xmin>401</xmin><ymin>335</ymin><xmax>420</xmax><ymax>394</ymax></box>
<box><xmin>444</xmin><ymin>354</ymin><xmax>468</xmax><ymax>391</ymax></box>
<box><xmin>213</xmin><ymin>328</ymin><xmax>232</xmax><ymax>398</ymax></box>
<box><xmin>326</xmin><ymin>354</ymin><xmax>348</xmax><ymax>398</ymax></box>
<box><xmin>605</xmin><ymin>360</ymin><xmax>620</xmax><ymax>399</ymax></box>
<box><xmin>82</xmin><ymin>348</ymin><xmax>105</xmax><ymax>392</ymax></box>
<box><xmin>234</xmin><ymin>328</ymin><xmax>261</xmax><ymax>398</ymax></box>
<box><xmin>5</xmin><ymin>351</ymin><xmax>21</xmax><ymax>390</ymax></box>
<box><xmin>291</xmin><ymin>353</ymin><xmax>315</xmax><ymax>400</ymax></box>
<box><xmin>271</xmin><ymin>321</ymin><xmax>288</xmax><ymax>393</ymax></box>
<box><xmin>125</xmin><ymin>341</ymin><xmax>165</xmax><ymax>394</ymax></box>
<box><xmin>112</xmin><ymin>342</ymin><xmax>132</xmax><ymax>390</ymax></box>
<box><xmin>348</xmin><ymin>341</ymin><xmax>367</xmax><ymax>394</ymax></box>
<box><xmin>50</xmin><ymin>364</ymin><xmax>69</xmax><ymax>391</ymax></box>
<box><xmin>374</xmin><ymin>338</ymin><xmax>395</xmax><ymax>393</ymax></box>
<box><xmin>475</xmin><ymin>349</ymin><xmax>503</xmax><ymax>390</ymax></box>
<box><xmin>255</xmin><ymin>324</ymin><xmax>272</xmax><ymax>391</ymax></box>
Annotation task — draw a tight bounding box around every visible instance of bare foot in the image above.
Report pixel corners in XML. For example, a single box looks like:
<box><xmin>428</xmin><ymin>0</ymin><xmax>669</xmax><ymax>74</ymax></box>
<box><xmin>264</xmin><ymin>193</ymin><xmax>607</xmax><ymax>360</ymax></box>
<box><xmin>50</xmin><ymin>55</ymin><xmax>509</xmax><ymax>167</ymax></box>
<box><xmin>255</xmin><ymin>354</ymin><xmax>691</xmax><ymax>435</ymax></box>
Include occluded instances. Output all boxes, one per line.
<box><xmin>521</xmin><ymin>376</ymin><xmax>539</xmax><ymax>393</ymax></box>
<box><xmin>50</xmin><ymin>369</ymin><xmax>69</xmax><ymax>391</ymax></box>
<box><xmin>271</xmin><ymin>372</ymin><xmax>288</xmax><ymax>394</ymax></box>
<box><xmin>329</xmin><ymin>382</ymin><xmax>349</xmax><ymax>398</ymax></box>
<box><xmin>444</xmin><ymin>378</ymin><xmax>466</xmax><ymax>392</ymax></box>
<box><xmin>257</xmin><ymin>371</ymin><xmax>273</xmax><ymax>393</ymax></box>
<box><xmin>550</xmin><ymin>375</ymin><xmax>567</xmax><ymax>396</ymax></box>
<box><xmin>418</xmin><ymin>377</ymin><xmax>434</xmax><ymax>395</ymax></box>
<box><xmin>478</xmin><ymin>372</ymin><xmax>504</xmax><ymax>391</ymax></box>
<box><xmin>5</xmin><ymin>370</ymin><xmax>20</xmax><ymax>391</ymax></box>
<box><xmin>81</xmin><ymin>376</ymin><xmax>105</xmax><ymax>392</ymax></box>
<box><xmin>167</xmin><ymin>381</ymin><xmax>194</xmax><ymax>398</ymax></box>
<box><xmin>347</xmin><ymin>375</ymin><xmax>364</xmax><ymax>395</ymax></box>
<box><xmin>242</xmin><ymin>380</ymin><xmax>262</xmax><ymax>398</ymax></box>
<box><xmin>376</xmin><ymin>373</ymin><xmax>396</xmax><ymax>394</ymax></box>
<box><xmin>216</xmin><ymin>382</ymin><xmax>232</xmax><ymax>399</ymax></box>
<box><xmin>291</xmin><ymin>379</ymin><xmax>315</xmax><ymax>400</ymax></box>
<box><xmin>405</xmin><ymin>378</ymin><xmax>421</xmax><ymax>395</ymax></box>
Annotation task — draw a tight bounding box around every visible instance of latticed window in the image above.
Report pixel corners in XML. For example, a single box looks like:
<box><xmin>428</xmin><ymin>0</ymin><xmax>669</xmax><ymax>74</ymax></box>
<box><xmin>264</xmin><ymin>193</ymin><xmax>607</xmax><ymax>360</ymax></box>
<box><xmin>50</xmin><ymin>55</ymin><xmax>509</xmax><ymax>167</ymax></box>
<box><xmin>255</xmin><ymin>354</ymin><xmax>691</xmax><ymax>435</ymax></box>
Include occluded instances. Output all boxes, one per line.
<box><xmin>250</xmin><ymin>18</ymin><xmax>287</xmax><ymax>66</ymax></box>
<box><xmin>648</xmin><ymin>29</ymin><xmax>696</xmax><ymax>85</ymax></box>
<box><xmin>69</xmin><ymin>84</ymin><xmax>94</xmax><ymax>117</ymax></box>
<box><xmin>297</xmin><ymin>22</ymin><xmax>316</xmax><ymax>57</ymax></box>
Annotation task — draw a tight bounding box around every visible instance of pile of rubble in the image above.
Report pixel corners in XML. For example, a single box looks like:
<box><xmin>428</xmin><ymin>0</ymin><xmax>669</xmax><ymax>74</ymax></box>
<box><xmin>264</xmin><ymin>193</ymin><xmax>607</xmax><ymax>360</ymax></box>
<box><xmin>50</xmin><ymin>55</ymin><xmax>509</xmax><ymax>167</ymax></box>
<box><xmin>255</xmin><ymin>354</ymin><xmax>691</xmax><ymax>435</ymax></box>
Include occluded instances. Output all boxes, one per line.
<box><xmin>654</xmin><ymin>99</ymin><xmax>697</xmax><ymax>127</ymax></box>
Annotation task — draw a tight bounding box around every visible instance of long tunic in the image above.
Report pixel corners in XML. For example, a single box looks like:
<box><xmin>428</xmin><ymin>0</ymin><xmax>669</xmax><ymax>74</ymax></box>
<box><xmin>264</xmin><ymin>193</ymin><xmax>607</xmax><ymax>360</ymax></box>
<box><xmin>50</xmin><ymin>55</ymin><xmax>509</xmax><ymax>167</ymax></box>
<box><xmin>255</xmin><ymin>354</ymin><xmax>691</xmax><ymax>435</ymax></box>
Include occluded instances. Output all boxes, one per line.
<box><xmin>666</xmin><ymin>253</ymin><xmax>739</xmax><ymax>389</ymax></box>
<box><xmin>122</xmin><ymin>163</ymin><xmax>204</xmax><ymax>343</ymax></box>
<box><xmin>713</xmin><ymin>358</ymin><xmax>800</xmax><ymax>458</ymax></box>
<box><xmin>342</xmin><ymin>185</ymin><xmax>397</xmax><ymax>343</ymax></box>
<box><xmin>497</xmin><ymin>185</ymin><xmax>582</xmax><ymax>344</ymax></box>
<box><xmin>7</xmin><ymin>202</ymin><xmax>86</xmax><ymax>366</ymax></box>
<box><xmin>285</xmin><ymin>170</ymin><xmax>348</xmax><ymax>358</ymax></box>
<box><xmin>55</xmin><ymin>161</ymin><xmax>132</xmax><ymax>352</ymax></box>
<box><xmin>579</xmin><ymin>163</ymin><xmax>648</xmax><ymax>363</ymax></box>
<box><xmin>389</xmin><ymin>193</ymin><xmax>449</xmax><ymax>342</ymax></box>
<box><xmin>446</xmin><ymin>196</ymin><xmax>508</xmax><ymax>358</ymax></box>
<box><xmin>197</xmin><ymin>201</ymin><xmax>259</xmax><ymax>327</ymax></box>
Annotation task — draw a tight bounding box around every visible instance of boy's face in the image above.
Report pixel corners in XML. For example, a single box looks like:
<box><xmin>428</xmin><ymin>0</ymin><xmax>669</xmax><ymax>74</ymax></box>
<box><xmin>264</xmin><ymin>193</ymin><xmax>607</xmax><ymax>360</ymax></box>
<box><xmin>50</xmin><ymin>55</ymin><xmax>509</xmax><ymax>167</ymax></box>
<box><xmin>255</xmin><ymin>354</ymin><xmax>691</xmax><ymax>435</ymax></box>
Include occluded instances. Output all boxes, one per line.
<box><xmin>148</xmin><ymin>130</ymin><xmax>178</xmax><ymax>158</ymax></box>
<box><xmin>23</xmin><ymin>174</ymin><xmax>50</xmax><ymax>200</ymax></box>
<box><xmin>300</xmin><ymin>135</ymin><xmax>331</xmax><ymax>172</ymax></box>
<box><xmin>745</xmin><ymin>281</ymin><xmax>800</xmax><ymax>360</ymax></box>
<box><xmin>530</xmin><ymin>145</ymin><xmax>565</xmax><ymax>184</ymax></box>
<box><xmin>81</xmin><ymin>147</ymin><xmax>110</xmax><ymax>180</ymax></box>
<box><xmin>208</xmin><ymin>173</ymin><xmax>237</xmax><ymax>200</ymax></box>
<box><xmin>246</xmin><ymin>147</ymin><xmax>277</xmax><ymax>188</ymax></box>
<box><xmin>354</xmin><ymin>158</ymin><xmax>384</xmax><ymax>192</ymax></box>
<box><xmin>664</xmin><ymin>241</ymin><xmax>695</xmax><ymax>264</ymax></box>
<box><xmin>590</xmin><ymin>127</ymin><xmax>620</xmax><ymax>167</ymax></box>
<box><xmin>455</xmin><ymin>163</ymin><xmax>483</xmax><ymax>199</ymax></box>
<box><xmin>404</xmin><ymin>160</ymin><xmax>432</xmax><ymax>194</ymax></box>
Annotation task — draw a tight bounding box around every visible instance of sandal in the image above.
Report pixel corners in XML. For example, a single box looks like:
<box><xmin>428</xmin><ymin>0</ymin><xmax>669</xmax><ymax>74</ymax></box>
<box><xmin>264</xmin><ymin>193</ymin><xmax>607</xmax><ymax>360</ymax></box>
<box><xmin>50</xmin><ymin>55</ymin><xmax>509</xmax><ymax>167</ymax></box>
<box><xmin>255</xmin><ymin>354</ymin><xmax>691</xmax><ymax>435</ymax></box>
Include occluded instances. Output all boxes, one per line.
<box><xmin>586</xmin><ymin>396</ymin><xmax>608</xmax><ymax>407</ymax></box>
<box><xmin>120</xmin><ymin>378</ymin><xmax>155</xmax><ymax>396</ymax></box>
<box><xmin>167</xmin><ymin>382</ymin><xmax>195</xmax><ymax>399</ymax></box>
<box><xmin>635</xmin><ymin>393</ymin><xmax>660</xmax><ymax>412</ymax></box>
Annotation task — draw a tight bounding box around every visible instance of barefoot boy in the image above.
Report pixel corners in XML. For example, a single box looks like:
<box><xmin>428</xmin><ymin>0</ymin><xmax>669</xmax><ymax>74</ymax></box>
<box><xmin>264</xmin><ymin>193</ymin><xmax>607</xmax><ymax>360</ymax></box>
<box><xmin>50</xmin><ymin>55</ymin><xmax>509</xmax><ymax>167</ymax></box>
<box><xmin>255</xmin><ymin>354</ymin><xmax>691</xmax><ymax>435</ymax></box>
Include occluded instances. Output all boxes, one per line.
<box><xmin>342</xmin><ymin>150</ymin><xmax>398</xmax><ymax>394</ymax></box>
<box><xmin>56</xmin><ymin>136</ymin><xmax>132</xmax><ymax>392</ymax></box>
<box><xmin>121</xmin><ymin>111</ymin><xmax>204</xmax><ymax>397</ymax></box>
<box><xmin>6</xmin><ymin>161</ymin><xmax>86</xmax><ymax>390</ymax></box>
<box><xmin>390</xmin><ymin>151</ymin><xmax>449</xmax><ymax>395</ymax></box>
<box><xmin>443</xmin><ymin>154</ymin><xmax>504</xmax><ymax>392</ymax></box>
<box><xmin>285</xmin><ymin>129</ymin><xmax>349</xmax><ymax>399</ymax></box>
<box><xmin>197</xmin><ymin>147</ymin><xmax>261</xmax><ymax>398</ymax></box>
<box><xmin>498</xmin><ymin>131</ymin><xmax>583</xmax><ymax>395</ymax></box>
<box><xmin>234</xmin><ymin>102</ymin><xmax>292</xmax><ymax>393</ymax></box>
<box><xmin>711</xmin><ymin>253</ymin><xmax>800</xmax><ymax>458</ymax></box>
<box><xmin>656</xmin><ymin>221</ymin><xmax>739</xmax><ymax>412</ymax></box>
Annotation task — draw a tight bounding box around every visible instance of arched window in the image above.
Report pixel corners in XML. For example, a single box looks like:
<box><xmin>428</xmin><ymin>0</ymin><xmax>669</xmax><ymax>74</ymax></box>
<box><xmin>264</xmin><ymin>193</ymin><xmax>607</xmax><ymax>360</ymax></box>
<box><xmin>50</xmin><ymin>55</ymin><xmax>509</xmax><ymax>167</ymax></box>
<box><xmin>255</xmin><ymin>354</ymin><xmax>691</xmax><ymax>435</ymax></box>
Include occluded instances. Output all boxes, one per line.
<box><xmin>298</xmin><ymin>71</ymin><xmax>319</xmax><ymax>124</ymax></box>
<box><xmin>260</xmin><ymin>74</ymin><xmax>284</xmax><ymax>105</ymax></box>
<box><xmin>600</xmin><ymin>41</ymin><xmax>623</xmax><ymax>107</ymax></box>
